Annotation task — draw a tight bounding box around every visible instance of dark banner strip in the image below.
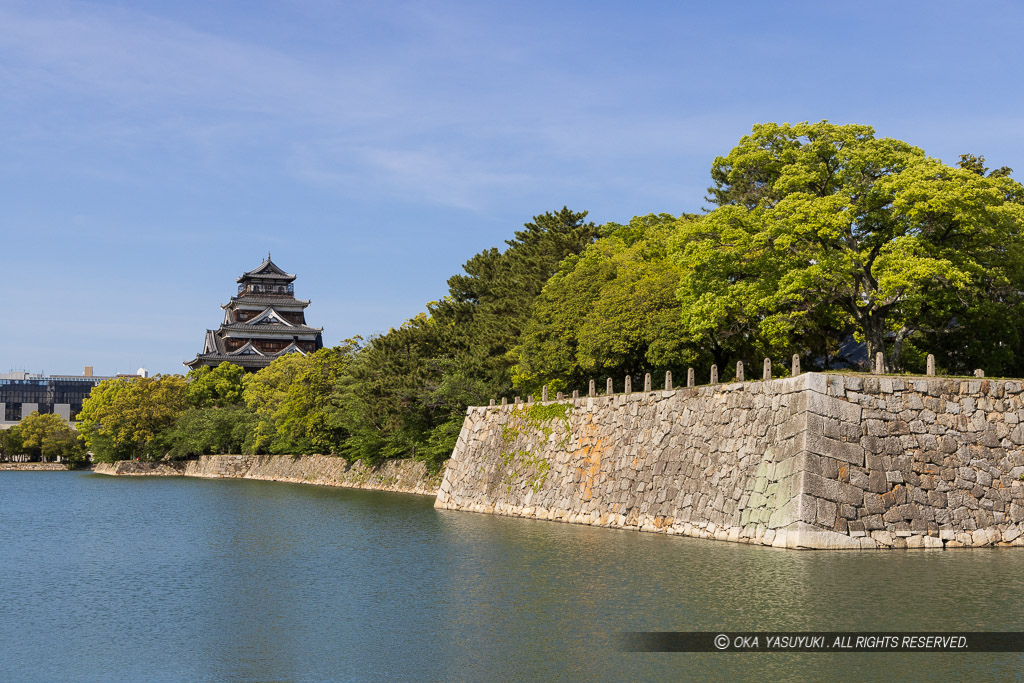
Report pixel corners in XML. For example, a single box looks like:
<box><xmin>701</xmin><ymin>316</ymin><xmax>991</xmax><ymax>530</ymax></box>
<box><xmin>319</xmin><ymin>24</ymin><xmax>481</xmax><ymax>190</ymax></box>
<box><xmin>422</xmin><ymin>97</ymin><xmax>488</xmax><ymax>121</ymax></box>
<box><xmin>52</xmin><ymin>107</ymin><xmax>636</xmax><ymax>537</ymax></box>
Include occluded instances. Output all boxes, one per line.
<box><xmin>621</xmin><ymin>632</ymin><xmax>1024</xmax><ymax>652</ymax></box>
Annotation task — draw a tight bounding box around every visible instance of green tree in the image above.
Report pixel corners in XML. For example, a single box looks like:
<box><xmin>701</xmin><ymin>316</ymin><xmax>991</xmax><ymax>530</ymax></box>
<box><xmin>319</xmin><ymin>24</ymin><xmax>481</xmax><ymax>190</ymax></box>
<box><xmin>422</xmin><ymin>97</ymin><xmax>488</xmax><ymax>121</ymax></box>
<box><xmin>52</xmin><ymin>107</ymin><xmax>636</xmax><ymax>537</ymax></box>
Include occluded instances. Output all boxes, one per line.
<box><xmin>328</xmin><ymin>208</ymin><xmax>599</xmax><ymax>468</ymax></box>
<box><xmin>17</xmin><ymin>411</ymin><xmax>86</xmax><ymax>466</ymax></box>
<box><xmin>243</xmin><ymin>347</ymin><xmax>352</xmax><ymax>455</ymax></box>
<box><xmin>680</xmin><ymin>121</ymin><xmax>1024</xmax><ymax>371</ymax></box>
<box><xmin>0</xmin><ymin>425</ymin><xmax>24</xmax><ymax>460</ymax></box>
<box><xmin>430</xmin><ymin>207</ymin><xmax>600</xmax><ymax>399</ymax></box>
<box><xmin>158</xmin><ymin>405</ymin><xmax>256</xmax><ymax>459</ymax></box>
<box><xmin>513</xmin><ymin>214</ymin><xmax>694</xmax><ymax>391</ymax></box>
<box><xmin>335</xmin><ymin>319</ymin><xmax>447</xmax><ymax>464</ymax></box>
<box><xmin>186</xmin><ymin>361</ymin><xmax>246</xmax><ymax>407</ymax></box>
<box><xmin>276</xmin><ymin>347</ymin><xmax>352</xmax><ymax>454</ymax></box>
<box><xmin>958</xmin><ymin>153</ymin><xmax>1013</xmax><ymax>179</ymax></box>
<box><xmin>77</xmin><ymin>375</ymin><xmax>189</xmax><ymax>461</ymax></box>
<box><xmin>244</xmin><ymin>352</ymin><xmax>311</xmax><ymax>453</ymax></box>
<box><xmin>43</xmin><ymin>430</ymin><xmax>88</xmax><ymax>469</ymax></box>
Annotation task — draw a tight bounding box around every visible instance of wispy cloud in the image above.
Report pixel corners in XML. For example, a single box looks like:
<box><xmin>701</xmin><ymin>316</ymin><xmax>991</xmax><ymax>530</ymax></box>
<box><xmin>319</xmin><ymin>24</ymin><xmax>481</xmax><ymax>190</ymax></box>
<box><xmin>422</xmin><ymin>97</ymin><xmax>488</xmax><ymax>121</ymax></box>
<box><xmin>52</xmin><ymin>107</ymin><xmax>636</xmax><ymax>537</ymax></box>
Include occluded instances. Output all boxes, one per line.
<box><xmin>0</xmin><ymin>2</ymin><xmax>751</xmax><ymax>211</ymax></box>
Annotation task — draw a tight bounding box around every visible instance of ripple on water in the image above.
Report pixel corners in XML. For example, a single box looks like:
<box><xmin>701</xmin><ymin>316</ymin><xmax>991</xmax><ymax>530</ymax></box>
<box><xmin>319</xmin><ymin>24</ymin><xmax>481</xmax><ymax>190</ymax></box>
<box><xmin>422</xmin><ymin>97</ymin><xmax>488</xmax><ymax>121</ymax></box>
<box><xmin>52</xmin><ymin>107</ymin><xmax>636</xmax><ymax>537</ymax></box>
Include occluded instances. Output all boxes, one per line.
<box><xmin>2</xmin><ymin>471</ymin><xmax>1023</xmax><ymax>681</ymax></box>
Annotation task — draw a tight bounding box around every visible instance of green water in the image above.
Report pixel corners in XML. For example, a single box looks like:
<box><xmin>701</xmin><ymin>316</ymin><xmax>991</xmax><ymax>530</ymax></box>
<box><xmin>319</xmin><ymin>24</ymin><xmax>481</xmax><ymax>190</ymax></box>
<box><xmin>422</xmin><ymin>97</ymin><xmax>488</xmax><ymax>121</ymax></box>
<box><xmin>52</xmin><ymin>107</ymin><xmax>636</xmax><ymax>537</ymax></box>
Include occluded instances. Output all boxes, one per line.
<box><xmin>1</xmin><ymin>471</ymin><xmax>1022</xmax><ymax>681</ymax></box>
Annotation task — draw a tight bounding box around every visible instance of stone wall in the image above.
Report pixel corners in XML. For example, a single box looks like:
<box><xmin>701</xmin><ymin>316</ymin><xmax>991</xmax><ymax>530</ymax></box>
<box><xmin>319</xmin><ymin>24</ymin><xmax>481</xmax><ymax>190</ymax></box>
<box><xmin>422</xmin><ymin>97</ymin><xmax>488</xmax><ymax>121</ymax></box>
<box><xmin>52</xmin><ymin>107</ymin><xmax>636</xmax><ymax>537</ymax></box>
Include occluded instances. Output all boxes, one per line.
<box><xmin>436</xmin><ymin>372</ymin><xmax>1024</xmax><ymax>549</ymax></box>
<box><xmin>93</xmin><ymin>454</ymin><xmax>441</xmax><ymax>495</ymax></box>
<box><xmin>0</xmin><ymin>462</ymin><xmax>67</xmax><ymax>471</ymax></box>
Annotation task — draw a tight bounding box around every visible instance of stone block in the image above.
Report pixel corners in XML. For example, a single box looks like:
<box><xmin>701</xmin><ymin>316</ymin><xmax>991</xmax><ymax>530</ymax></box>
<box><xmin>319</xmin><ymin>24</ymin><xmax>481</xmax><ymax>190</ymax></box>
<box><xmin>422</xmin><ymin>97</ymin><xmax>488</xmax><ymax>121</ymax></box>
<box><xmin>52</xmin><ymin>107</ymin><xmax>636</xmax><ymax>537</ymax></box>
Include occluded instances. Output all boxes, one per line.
<box><xmin>1009</xmin><ymin>502</ymin><xmax>1024</xmax><ymax>522</ymax></box>
<box><xmin>867</xmin><ymin>470</ymin><xmax>887</xmax><ymax>493</ymax></box>
<box><xmin>908</xmin><ymin>486</ymin><xmax>928</xmax><ymax>506</ymax></box>
<box><xmin>871</xmin><ymin>530</ymin><xmax>894</xmax><ymax>546</ymax></box>
<box><xmin>906</xmin><ymin>535</ymin><xmax>943</xmax><ymax>549</ymax></box>
<box><xmin>819</xmin><ymin>457</ymin><xmax>840</xmax><ymax>479</ymax></box>
<box><xmin>788</xmin><ymin>525</ymin><xmax>862</xmax><ymax>549</ymax></box>
<box><xmin>773</xmin><ymin>473</ymin><xmax>804</xmax><ymax>502</ymax></box>
<box><xmin>849</xmin><ymin>468</ymin><xmax>870</xmax><ymax>490</ymax></box>
<box><xmin>816</xmin><ymin>498</ymin><xmax>837</xmax><ymax>527</ymax></box>
<box><xmin>863</xmin><ymin>493</ymin><xmax>885</xmax><ymax>514</ymax></box>
<box><xmin>862</xmin><ymin>514</ymin><xmax>884</xmax><ymax>530</ymax></box>
<box><xmin>883</xmin><ymin>503</ymin><xmax>919</xmax><ymax>523</ymax></box>
<box><xmin>806</xmin><ymin>390</ymin><xmax>863</xmax><ymax>423</ymax></box>
<box><xmin>802</xmin><ymin>473</ymin><xmax>864</xmax><ymax>505</ymax></box>
<box><xmin>971</xmin><ymin>528</ymin><xmax>995</xmax><ymax>546</ymax></box>
<box><xmin>803</xmin><ymin>431</ymin><xmax>865</xmax><ymax>465</ymax></box>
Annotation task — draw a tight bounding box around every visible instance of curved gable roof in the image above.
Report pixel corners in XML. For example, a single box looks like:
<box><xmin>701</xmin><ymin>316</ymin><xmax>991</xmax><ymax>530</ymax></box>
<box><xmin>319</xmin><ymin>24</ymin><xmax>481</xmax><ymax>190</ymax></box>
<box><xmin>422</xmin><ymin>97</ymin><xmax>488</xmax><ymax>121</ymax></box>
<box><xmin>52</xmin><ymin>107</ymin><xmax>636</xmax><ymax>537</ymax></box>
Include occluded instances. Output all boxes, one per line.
<box><xmin>236</xmin><ymin>255</ymin><xmax>296</xmax><ymax>282</ymax></box>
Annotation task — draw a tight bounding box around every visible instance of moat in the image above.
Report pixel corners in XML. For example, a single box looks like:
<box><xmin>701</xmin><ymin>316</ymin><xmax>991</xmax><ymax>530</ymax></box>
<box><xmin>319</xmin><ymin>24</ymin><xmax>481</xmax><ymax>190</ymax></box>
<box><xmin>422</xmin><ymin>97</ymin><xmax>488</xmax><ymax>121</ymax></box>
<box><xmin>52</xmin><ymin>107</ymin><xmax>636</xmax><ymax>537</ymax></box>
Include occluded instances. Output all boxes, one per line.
<box><xmin>3</xmin><ymin>471</ymin><xmax>1023</xmax><ymax>681</ymax></box>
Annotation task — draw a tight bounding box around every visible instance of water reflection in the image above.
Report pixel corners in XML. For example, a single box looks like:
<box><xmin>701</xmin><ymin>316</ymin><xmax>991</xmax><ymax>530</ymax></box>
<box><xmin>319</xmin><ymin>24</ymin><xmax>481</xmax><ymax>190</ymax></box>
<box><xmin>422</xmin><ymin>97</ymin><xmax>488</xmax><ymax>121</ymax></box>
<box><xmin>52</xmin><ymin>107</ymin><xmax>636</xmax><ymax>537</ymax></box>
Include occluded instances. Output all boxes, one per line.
<box><xmin>1</xmin><ymin>472</ymin><xmax>1023</xmax><ymax>681</ymax></box>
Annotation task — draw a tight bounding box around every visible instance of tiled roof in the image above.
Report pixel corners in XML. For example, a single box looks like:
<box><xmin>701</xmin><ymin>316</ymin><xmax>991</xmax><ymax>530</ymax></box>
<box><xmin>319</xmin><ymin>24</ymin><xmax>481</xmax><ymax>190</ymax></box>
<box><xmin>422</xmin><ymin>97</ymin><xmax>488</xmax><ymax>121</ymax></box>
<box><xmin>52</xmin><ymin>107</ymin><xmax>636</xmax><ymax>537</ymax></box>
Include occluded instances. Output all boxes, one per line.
<box><xmin>187</xmin><ymin>257</ymin><xmax>324</xmax><ymax>371</ymax></box>
<box><xmin>185</xmin><ymin>353</ymin><xmax>278</xmax><ymax>370</ymax></box>
<box><xmin>237</xmin><ymin>256</ymin><xmax>295</xmax><ymax>281</ymax></box>
<box><xmin>223</xmin><ymin>295</ymin><xmax>311</xmax><ymax>308</ymax></box>
<box><xmin>219</xmin><ymin>323</ymin><xmax>323</xmax><ymax>335</ymax></box>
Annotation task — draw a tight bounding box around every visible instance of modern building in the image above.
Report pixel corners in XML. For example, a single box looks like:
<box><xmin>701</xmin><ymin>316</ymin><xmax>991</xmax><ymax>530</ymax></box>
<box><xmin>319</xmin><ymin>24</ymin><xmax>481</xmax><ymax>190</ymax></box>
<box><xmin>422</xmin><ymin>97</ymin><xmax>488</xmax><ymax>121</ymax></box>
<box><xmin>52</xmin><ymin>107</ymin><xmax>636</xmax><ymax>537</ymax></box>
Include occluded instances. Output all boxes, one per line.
<box><xmin>184</xmin><ymin>255</ymin><xmax>324</xmax><ymax>372</ymax></box>
<box><xmin>0</xmin><ymin>367</ymin><xmax>114</xmax><ymax>428</ymax></box>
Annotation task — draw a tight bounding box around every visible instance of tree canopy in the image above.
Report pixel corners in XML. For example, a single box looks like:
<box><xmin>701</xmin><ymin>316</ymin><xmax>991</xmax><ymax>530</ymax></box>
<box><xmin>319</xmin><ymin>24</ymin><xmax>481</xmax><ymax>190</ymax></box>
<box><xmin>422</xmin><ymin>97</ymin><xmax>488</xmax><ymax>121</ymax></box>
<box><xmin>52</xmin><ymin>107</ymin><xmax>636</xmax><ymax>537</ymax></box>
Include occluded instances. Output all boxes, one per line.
<box><xmin>13</xmin><ymin>411</ymin><xmax>86</xmax><ymax>467</ymax></box>
<box><xmin>70</xmin><ymin>124</ymin><xmax>1024</xmax><ymax>468</ymax></box>
<box><xmin>77</xmin><ymin>375</ymin><xmax>188</xmax><ymax>462</ymax></box>
<box><xmin>512</xmin><ymin>214</ymin><xmax>693</xmax><ymax>391</ymax></box>
<box><xmin>677</xmin><ymin>121</ymin><xmax>1024</xmax><ymax>372</ymax></box>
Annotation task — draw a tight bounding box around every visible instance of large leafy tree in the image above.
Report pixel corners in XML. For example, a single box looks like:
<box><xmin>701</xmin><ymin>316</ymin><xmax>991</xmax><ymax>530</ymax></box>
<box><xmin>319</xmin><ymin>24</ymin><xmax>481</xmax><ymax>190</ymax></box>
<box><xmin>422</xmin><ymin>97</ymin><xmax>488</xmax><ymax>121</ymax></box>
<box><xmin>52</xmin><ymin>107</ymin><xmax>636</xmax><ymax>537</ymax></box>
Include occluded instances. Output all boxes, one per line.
<box><xmin>275</xmin><ymin>347</ymin><xmax>352</xmax><ymax>454</ymax></box>
<box><xmin>77</xmin><ymin>375</ymin><xmax>189</xmax><ymax>461</ymax></box>
<box><xmin>17</xmin><ymin>411</ymin><xmax>85</xmax><ymax>465</ymax></box>
<box><xmin>156</xmin><ymin>361</ymin><xmax>253</xmax><ymax>458</ymax></box>
<box><xmin>512</xmin><ymin>214</ymin><xmax>694</xmax><ymax>391</ymax></box>
<box><xmin>322</xmin><ymin>208</ymin><xmax>599</xmax><ymax>467</ymax></box>
<box><xmin>678</xmin><ymin>121</ymin><xmax>1024</xmax><ymax>372</ymax></box>
<box><xmin>430</xmin><ymin>207</ymin><xmax>600</xmax><ymax>398</ymax></box>
<box><xmin>0</xmin><ymin>425</ymin><xmax>24</xmax><ymax>460</ymax></box>
<box><xmin>335</xmin><ymin>318</ymin><xmax>447</xmax><ymax>464</ymax></box>
<box><xmin>185</xmin><ymin>361</ymin><xmax>246</xmax><ymax>407</ymax></box>
<box><xmin>160</xmin><ymin>406</ymin><xmax>255</xmax><ymax>459</ymax></box>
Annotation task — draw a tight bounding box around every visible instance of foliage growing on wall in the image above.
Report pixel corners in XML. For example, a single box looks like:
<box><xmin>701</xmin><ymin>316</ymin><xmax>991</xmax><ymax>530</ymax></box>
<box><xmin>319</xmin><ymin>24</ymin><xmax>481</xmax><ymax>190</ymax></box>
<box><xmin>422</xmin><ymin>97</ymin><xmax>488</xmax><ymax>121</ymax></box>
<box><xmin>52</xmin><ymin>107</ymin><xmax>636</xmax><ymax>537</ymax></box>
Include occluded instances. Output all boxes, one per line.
<box><xmin>498</xmin><ymin>403</ymin><xmax>572</xmax><ymax>492</ymax></box>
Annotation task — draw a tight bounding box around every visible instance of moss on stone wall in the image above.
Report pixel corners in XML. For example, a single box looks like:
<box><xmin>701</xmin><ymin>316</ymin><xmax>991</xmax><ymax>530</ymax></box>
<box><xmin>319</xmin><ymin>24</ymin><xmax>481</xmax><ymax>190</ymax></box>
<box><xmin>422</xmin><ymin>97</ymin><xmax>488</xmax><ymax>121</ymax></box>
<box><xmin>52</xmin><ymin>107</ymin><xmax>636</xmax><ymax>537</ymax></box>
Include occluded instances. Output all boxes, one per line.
<box><xmin>499</xmin><ymin>403</ymin><xmax>572</xmax><ymax>492</ymax></box>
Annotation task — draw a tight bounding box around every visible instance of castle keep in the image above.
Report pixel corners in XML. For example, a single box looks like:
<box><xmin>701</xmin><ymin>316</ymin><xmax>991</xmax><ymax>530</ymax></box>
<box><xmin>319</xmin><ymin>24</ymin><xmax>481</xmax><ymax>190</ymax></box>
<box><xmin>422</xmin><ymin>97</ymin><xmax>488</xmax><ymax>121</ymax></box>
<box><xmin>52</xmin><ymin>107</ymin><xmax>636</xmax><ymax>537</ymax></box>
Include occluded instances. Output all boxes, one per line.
<box><xmin>185</xmin><ymin>256</ymin><xmax>323</xmax><ymax>372</ymax></box>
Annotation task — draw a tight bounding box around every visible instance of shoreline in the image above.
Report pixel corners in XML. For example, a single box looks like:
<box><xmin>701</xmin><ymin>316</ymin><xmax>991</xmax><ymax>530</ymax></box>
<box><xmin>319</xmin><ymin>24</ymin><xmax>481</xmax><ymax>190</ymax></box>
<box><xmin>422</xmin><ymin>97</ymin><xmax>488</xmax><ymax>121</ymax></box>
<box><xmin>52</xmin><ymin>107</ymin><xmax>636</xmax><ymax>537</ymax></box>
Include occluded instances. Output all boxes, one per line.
<box><xmin>91</xmin><ymin>453</ymin><xmax>442</xmax><ymax>496</ymax></box>
<box><xmin>0</xmin><ymin>462</ymin><xmax>68</xmax><ymax>471</ymax></box>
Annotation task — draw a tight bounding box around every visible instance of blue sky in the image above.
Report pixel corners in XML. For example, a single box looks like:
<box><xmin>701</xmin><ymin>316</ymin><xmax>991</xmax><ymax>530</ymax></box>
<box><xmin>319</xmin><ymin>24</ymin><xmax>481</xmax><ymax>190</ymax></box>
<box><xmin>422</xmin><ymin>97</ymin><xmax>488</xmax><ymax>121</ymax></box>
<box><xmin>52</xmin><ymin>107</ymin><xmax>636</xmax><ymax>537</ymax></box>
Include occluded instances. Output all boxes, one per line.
<box><xmin>2</xmin><ymin>0</ymin><xmax>1023</xmax><ymax>376</ymax></box>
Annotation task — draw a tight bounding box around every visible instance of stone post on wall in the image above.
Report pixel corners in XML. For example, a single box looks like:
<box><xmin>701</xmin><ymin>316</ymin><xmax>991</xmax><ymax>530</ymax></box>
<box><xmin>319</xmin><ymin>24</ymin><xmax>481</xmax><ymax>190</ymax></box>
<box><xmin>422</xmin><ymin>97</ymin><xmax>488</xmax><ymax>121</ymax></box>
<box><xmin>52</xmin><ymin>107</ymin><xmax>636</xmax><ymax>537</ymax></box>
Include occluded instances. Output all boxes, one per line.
<box><xmin>926</xmin><ymin>354</ymin><xmax>936</xmax><ymax>376</ymax></box>
<box><xmin>624</xmin><ymin>376</ymin><xmax>632</xmax><ymax>393</ymax></box>
<box><xmin>687</xmin><ymin>368</ymin><xmax>695</xmax><ymax>387</ymax></box>
<box><xmin>606</xmin><ymin>377</ymin><xmax>613</xmax><ymax>395</ymax></box>
<box><xmin>644</xmin><ymin>373</ymin><xmax>652</xmax><ymax>392</ymax></box>
<box><xmin>542</xmin><ymin>386</ymin><xmax>548</xmax><ymax>402</ymax></box>
<box><xmin>792</xmin><ymin>355</ymin><xmax>801</xmax><ymax>376</ymax></box>
<box><xmin>975</xmin><ymin>369</ymin><xmax>985</xmax><ymax>378</ymax></box>
<box><xmin>763</xmin><ymin>358</ymin><xmax>771</xmax><ymax>381</ymax></box>
<box><xmin>501</xmin><ymin>397</ymin><xmax>507</xmax><ymax>406</ymax></box>
<box><xmin>875</xmin><ymin>352</ymin><xmax>885</xmax><ymax>374</ymax></box>
<box><xmin>489</xmin><ymin>399</ymin><xmax>495</xmax><ymax>406</ymax></box>
<box><xmin>710</xmin><ymin>364</ymin><xmax>718</xmax><ymax>384</ymax></box>
<box><xmin>589</xmin><ymin>380</ymin><xmax>596</xmax><ymax>397</ymax></box>
<box><xmin>736</xmin><ymin>361</ymin><xmax>744</xmax><ymax>382</ymax></box>
<box><xmin>572</xmin><ymin>390</ymin><xmax>578</xmax><ymax>399</ymax></box>
<box><xmin>665</xmin><ymin>371</ymin><xmax>673</xmax><ymax>390</ymax></box>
